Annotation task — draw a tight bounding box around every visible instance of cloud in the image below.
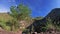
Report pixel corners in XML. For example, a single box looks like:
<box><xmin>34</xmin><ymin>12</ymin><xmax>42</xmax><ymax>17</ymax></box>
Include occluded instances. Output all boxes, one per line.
<box><xmin>8</xmin><ymin>0</ymin><xmax>16</xmax><ymax>2</ymax></box>
<box><xmin>0</xmin><ymin>7</ymin><xmax>9</xmax><ymax>13</ymax></box>
<box><xmin>0</xmin><ymin>10</ymin><xmax>8</xmax><ymax>13</ymax></box>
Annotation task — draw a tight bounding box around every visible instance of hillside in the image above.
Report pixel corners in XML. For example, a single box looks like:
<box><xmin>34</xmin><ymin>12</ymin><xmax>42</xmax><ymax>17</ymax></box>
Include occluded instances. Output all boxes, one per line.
<box><xmin>0</xmin><ymin>13</ymin><xmax>13</xmax><ymax>22</ymax></box>
<box><xmin>45</xmin><ymin>8</ymin><xmax>60</xmax><ymax>23</ymax></box>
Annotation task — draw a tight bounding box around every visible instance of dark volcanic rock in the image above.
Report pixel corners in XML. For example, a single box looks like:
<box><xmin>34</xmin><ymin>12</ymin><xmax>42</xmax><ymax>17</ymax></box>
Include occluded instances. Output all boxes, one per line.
<box><xmin>45</xmin><ymin>8</ymin><xmax>60</xmax><ymax>21</ymax></box>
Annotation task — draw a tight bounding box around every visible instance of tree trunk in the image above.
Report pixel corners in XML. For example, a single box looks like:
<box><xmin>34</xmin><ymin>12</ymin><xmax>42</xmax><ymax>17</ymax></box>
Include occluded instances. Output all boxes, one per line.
<box><xmin>11</xmin><ymin>25</ymin><xmax>15</xmax><ymax>31</ymax></box>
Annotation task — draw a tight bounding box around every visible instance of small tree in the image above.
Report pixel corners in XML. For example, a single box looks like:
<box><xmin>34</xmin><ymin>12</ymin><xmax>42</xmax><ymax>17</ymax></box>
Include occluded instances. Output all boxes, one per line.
<box><xmin>7</xmin><ymin>4</ymin><xmax>31</xmax><ymax>31</ymax></box>
<box><xmin>6</xmin><ymin>19</ymin><xmax>20</xmax><ymax>31</ymax></box>
<box><xmin>10</xmin><ymin>4</ymin><xmax>31</xmax><ymax>21</ymax></box>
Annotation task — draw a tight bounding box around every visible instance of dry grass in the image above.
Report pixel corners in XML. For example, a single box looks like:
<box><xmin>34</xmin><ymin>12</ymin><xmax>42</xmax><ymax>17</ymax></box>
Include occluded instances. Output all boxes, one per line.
<box><xmin>0</xmin><ymin>13</ymin><xmax>13</xmax><ymax>22</ymax></box>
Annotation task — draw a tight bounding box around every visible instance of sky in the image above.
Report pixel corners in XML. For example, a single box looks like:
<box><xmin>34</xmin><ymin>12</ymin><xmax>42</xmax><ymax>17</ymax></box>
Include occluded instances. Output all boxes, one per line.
<box><xmin>0</xmin><ymin>0</ymin><xmax>60</xmax><ymax>17</ymax></box>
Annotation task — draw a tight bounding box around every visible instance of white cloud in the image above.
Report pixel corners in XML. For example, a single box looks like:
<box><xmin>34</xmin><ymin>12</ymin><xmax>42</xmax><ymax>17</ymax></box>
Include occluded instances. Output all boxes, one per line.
<box><xmin>0</xmin><ymin>8</ymin><xmax>9</xmax><ymax>13</ymax></box>
<box><xmin>8</xmin><ymin>0</ymin><xmax>15</xmax><ymax>2</ymax></box>
<box><xmin>0</xmin><ymin>10</ymin><xmax>8</xmax><ymax>13</ymax></box>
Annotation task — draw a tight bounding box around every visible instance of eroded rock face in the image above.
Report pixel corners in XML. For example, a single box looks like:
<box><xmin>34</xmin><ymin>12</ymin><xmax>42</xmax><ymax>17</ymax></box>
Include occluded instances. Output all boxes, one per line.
<box><xmin>0</xmin><ymin>27</ymin><xmax>22</xmax><ymax>34</ymax></box>
<box><xmin>0</xmin><ymin>30</ymin><xmax>22</xmax><ymax>34</ymax></box>
<box><xmin>0</xmin><ymin>27</ymin><xmax>4</xmax><ymax>31</ymax></box>
<box><xmin>19</xmin><ymin>20</ymin><xmax>26</xmax><ymax>29</ymax></box>
<box><xmin>0</xmin><ymin>27</ymin><xmax>8</xmax><ymax>34</ymax></box>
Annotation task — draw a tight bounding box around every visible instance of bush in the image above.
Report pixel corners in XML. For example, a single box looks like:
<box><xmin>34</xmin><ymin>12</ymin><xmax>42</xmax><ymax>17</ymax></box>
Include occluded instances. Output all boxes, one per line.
<box><xmin>23</xmin><ymin>29</ymin><xmax>30</xmax><ymax>34</ymax></box>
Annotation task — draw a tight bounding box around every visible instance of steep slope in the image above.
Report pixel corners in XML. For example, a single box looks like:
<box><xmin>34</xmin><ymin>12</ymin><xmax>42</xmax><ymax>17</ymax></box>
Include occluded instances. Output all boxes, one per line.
<box><xmin>0</xmin><ymin>13</ymin><xmax>13</xmax><ymax>22</ymax></box>
<box><xmin>45</xmin><ymin>8</ymin><xmax>60</xmax><ymax>22</ymax></box>
<box><xmin>26</xmin><ymin>8</ymin><xmax>60</xmax><ymax>33</ymax></box>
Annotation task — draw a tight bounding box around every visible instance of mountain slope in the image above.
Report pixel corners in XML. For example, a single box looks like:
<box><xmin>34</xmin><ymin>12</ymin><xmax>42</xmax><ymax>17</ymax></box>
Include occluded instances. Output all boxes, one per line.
<box><xmin>0</xmin><ymin>13</ymin><xmax>13</xmax><ymax>22</ymax></box>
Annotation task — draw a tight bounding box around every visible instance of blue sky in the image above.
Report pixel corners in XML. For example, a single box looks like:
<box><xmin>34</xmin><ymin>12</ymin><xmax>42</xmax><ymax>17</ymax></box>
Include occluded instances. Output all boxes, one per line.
<box><xmin>0</xmin><ymin>0</ymin><xmax>60</xmax><ymax>17</ymax></box>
